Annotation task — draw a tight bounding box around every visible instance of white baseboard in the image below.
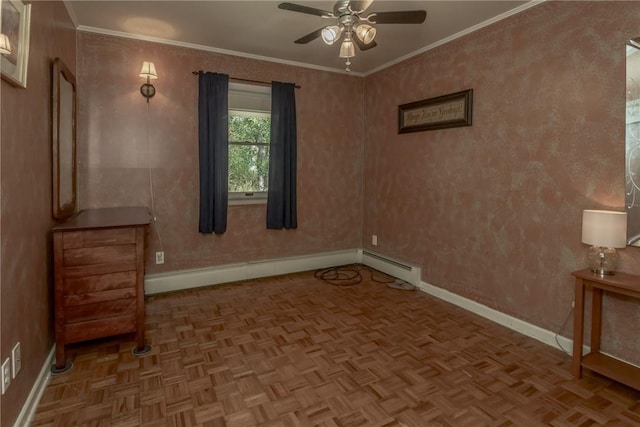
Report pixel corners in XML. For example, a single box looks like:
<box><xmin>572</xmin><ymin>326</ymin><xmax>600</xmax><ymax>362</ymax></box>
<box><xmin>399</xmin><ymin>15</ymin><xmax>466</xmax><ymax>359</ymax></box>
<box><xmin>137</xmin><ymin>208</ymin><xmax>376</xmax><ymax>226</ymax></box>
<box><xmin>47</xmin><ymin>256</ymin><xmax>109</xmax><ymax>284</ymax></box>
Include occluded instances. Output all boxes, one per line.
<box><xmin>143</xmin><ymin>249</ymin><xmax>574</xmax><ymax>353</ymax></box>
<box><xmin>416</xmin><ymin>280</ymin><xmax>640</xmax><ymax>369</ymax></box>
<box><xmin>14</xmin><ymin>346</ymin><xmax>54</xmax><ymax>427</ymax></box>
<box><xmin>145</xmin><ymin>249</ymin><xmax>360</xmax><ymax>295</ymax></box>
<box><xmin>416</xmin><ymin>280</ymin><xmax>577</xmax><ymax>355</ymax></box>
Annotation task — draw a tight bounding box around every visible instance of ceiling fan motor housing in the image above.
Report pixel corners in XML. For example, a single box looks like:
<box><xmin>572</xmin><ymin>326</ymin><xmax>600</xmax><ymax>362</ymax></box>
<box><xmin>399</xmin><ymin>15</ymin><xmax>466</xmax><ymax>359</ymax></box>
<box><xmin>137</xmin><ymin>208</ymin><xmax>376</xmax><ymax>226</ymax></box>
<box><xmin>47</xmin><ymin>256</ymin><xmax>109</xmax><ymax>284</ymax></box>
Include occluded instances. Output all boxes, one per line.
<box><xmin>339</xmin><ymin>14</ymin><xmax>359</xmax><ymax>28</ymax></box>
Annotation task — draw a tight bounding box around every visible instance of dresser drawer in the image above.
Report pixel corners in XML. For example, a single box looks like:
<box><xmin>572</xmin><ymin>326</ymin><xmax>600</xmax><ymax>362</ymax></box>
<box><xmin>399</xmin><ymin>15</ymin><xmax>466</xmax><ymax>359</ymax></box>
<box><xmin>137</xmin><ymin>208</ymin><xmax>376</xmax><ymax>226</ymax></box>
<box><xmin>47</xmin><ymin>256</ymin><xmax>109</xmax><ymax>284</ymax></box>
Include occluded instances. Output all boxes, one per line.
<box><xmin>63</xmin><ymin>244</ymin><xmax>136</xmax><ymax>267</ymax></box>
<box><xmin>64</xmin><ymin>288</ymin><xmax>137</xmax><ymax>306</ymax></box>
<box><xmin>64</xmin><ymin>299</ymin><xmax>137</xmax><ymax>324</ymax></box>
<box><xmin>64</xmin><ymin>314</ymin><xmax>136</xmax><ymax>344</ymax></box>
<box><xmin>63</xmin><ymin>228</ymin><xmax>136</xmax><ymax>249</ymax></box>
<box><xmin>64</xmin><ymin>271</ymin><xmax>136</xmax><ymax>296</ymax></box>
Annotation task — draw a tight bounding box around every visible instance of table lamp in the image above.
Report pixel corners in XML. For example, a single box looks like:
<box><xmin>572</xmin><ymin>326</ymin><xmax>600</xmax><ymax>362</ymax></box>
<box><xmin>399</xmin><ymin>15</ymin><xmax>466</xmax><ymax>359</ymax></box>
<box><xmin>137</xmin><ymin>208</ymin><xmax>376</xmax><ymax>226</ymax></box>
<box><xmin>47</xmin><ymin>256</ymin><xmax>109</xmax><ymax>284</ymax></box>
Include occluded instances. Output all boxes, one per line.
<box><xmin>581</xmin><ymin>209</ymin><xmax>628</xmax><ymax>276</ymax></box>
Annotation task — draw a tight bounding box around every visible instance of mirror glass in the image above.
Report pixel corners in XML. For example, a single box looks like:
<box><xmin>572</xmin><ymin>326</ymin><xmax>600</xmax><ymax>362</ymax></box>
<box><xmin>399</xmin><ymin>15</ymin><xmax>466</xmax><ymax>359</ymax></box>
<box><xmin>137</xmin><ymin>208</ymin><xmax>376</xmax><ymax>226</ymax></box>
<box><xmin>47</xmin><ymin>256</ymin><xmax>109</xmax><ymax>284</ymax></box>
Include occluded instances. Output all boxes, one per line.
<box><xmin>52</xmin><ymin>58</ymin><xmax>77</xmax><ymax>220</ymax></box>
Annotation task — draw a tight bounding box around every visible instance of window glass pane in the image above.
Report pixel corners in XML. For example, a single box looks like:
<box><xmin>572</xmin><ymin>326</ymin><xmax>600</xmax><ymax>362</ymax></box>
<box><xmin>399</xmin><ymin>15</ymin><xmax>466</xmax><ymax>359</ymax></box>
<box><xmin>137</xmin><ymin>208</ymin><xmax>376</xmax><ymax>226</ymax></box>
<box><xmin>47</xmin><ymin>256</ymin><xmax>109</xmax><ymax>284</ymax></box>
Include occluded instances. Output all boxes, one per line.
<box><xmin>229</xmin><ymin>113</ymin><xmax>270</xmax><ymax>143</ymax></box>
<box><xmin>229</xmin><ymin>144</ymin><xmax>270</xmax><ymax>192</ymax></box>
<box><xmin>229</xmin><ymin>112</ymin><xmax>270</xmax><ymax>193</ymax></box>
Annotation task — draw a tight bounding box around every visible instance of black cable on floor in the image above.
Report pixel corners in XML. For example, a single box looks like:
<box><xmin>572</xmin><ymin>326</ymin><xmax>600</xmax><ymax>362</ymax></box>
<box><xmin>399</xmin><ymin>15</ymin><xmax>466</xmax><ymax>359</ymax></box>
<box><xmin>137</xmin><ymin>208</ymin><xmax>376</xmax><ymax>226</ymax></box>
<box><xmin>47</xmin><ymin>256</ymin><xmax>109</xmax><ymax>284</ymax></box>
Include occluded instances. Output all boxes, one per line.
<box><xmin>314</xmin><ymin>264</ymin><xmax>396</xmax><ymax>287</ymax></box>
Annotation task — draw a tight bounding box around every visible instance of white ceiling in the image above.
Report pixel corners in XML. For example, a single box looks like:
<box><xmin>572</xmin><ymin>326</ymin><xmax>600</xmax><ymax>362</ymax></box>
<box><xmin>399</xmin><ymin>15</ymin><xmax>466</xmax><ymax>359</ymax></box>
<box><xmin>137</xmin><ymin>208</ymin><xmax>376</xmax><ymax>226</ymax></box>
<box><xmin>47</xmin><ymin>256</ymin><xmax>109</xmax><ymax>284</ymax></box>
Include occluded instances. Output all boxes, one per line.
<box><xmin>66</xmin><ymin>0</ymin><xmax>537</xmax><ymax>75</ymax></box>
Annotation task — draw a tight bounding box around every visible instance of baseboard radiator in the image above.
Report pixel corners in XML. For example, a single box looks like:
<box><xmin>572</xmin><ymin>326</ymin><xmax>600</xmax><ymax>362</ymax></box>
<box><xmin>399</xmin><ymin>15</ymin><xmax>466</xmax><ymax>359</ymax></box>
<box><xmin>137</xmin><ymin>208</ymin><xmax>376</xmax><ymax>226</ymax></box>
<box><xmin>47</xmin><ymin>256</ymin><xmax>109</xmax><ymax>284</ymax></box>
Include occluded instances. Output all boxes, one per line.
<box><xmin>359</xmin><ymin>250</ymin><xmax>421</xmax><ymax>285</ymax></box>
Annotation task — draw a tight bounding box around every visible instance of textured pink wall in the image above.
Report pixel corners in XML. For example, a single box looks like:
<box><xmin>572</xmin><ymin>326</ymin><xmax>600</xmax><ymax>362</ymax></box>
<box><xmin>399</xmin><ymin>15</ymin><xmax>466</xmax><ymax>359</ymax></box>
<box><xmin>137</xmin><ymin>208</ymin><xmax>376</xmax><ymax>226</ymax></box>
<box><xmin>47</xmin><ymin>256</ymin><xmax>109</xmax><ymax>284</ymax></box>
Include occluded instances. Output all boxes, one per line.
<box><xmin>71</xmin><ymin>1</ymin><xmax>640</xmax><ymax>379</ymax></box>
<box><xmin>0</xmin><ymin>2</ymin><xmax>76</xmax><ymax>425</ymax></box>
<box><xmin>77</xmin><ymin>33</ymin><xmax>364</xmax><ymax>274</ymax></box>
<box><xmin>363</xmin><ymin>1</ymin><xmax>640</xmax><ymax>363</ymax></box>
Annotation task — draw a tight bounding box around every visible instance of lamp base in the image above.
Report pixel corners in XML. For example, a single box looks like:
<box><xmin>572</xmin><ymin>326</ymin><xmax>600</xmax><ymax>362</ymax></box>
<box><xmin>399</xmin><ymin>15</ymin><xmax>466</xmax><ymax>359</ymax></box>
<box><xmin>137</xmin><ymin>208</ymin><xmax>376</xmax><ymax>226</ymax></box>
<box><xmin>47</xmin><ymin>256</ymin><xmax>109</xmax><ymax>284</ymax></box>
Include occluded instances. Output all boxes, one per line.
<box><xmin>586</xmin><ymin>245</ymin><xmax>619</xmax><ymax>276</ymax></box>
<box><xmin>590</xmin><ymin>267</ymin><xmax>615</xmax><ymax>276</ymax></box>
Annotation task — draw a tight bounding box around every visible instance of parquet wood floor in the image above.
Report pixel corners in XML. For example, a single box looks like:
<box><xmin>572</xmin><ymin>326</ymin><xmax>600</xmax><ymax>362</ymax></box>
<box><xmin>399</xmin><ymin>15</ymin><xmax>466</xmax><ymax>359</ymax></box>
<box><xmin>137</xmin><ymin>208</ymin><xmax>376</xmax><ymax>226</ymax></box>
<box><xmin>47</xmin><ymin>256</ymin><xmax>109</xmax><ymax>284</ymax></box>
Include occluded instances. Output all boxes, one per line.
<box><xmin>32</xmin><ymin>267</ymin><xmax>640</xmax><ymax>426</ymax></box>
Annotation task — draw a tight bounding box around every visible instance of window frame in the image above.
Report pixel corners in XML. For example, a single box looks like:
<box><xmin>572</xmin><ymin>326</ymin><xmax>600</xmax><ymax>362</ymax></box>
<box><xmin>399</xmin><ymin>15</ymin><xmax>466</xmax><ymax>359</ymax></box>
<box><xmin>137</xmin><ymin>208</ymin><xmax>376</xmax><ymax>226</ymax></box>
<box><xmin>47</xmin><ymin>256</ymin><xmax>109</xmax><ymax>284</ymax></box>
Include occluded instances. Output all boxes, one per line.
<box><xmin>227</xmin><ymin>83</ymin><xmax>271</xmax><ymax>205</ymax></box>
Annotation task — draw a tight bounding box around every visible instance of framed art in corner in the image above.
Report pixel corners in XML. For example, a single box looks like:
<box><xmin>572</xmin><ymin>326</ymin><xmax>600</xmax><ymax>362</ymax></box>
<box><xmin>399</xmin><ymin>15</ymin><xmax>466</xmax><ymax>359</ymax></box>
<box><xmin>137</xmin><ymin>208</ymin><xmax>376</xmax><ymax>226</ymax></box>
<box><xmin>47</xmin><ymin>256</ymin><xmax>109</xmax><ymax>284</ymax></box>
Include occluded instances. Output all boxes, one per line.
<box><xmin>1</xmin><ymin>0</ymin><xmax>31</xmax><ymax>88</ymax></box>
<box><xmin>398</xmin><ymin>89</ymin><xmax>473</xmax><ymax>134</ymax></box>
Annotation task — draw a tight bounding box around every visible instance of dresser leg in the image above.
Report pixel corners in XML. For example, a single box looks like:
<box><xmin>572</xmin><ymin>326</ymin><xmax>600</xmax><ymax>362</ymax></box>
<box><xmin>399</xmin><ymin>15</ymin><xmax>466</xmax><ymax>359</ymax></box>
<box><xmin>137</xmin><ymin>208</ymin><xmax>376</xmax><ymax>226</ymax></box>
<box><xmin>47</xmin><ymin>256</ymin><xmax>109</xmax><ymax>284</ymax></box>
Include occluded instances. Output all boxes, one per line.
<box><xmin>133</xmin><ymin>330</ymin><xmax>151</xmax><ymax>356</ymax></box>
<box><xmin>51</xmin><ymin>342</ymin><xmax>72</xmax><ymax>374</ymax></box>
<box><xmin>132</xmin><ymin>343</ymin><xmax>152</xmax><ymax>356</ymax></box>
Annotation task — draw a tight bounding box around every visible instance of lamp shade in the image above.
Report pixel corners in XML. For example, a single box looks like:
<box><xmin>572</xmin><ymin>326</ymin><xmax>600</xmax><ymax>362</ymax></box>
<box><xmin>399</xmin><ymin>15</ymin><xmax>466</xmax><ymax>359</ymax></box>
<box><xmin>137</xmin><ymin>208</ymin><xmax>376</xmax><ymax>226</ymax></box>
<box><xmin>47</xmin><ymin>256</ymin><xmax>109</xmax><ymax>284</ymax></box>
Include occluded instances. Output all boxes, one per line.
<box><xmin>139</xmin><ymin>61</ymin><xmax>158</xmax><ymax>79</ymax></box>
<box><xmin>581</xmin><ymin>210</ymin><xmax>628</xmax><ymax>248</ymax></box>
<box><xmin>339</xmin><ymin>38</ymin><xmax>355</xmax><ymax>58</ymax></box>
<box><xmin>355</xmin><ymin>24</ymin><xmax>376</xmax><ymax>45</ymax></box>
<box><xmin>0</xmin><ymin>33</ymin><xmax>11</xmax><ymax>55</ymax></box>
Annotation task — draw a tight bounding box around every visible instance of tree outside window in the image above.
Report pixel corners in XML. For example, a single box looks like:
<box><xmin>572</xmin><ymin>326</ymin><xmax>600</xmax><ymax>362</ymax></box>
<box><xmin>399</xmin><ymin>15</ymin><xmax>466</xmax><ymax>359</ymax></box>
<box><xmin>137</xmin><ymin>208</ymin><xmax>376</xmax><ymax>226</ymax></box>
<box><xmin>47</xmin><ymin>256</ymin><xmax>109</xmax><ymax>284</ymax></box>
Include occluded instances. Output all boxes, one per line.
<box><xmin>228</xmin><ymin>111</ymin><xmax>270</xmax><ymax>195</ymax></box>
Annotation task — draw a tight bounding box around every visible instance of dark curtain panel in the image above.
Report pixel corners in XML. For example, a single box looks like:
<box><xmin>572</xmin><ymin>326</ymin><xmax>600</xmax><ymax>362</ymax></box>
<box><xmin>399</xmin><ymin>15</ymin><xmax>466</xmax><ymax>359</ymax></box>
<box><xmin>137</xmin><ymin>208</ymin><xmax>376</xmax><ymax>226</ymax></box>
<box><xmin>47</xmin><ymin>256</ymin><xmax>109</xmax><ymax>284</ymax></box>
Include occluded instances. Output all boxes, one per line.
<box><xmin>198</xmin><ymin>72</ymin><xmax>229</xmax><ymax>234</ymax></box>
<box><xmin>267</xmin><ymin>82</ymin><xmax>297</xmax><ymax>229</ymax></box>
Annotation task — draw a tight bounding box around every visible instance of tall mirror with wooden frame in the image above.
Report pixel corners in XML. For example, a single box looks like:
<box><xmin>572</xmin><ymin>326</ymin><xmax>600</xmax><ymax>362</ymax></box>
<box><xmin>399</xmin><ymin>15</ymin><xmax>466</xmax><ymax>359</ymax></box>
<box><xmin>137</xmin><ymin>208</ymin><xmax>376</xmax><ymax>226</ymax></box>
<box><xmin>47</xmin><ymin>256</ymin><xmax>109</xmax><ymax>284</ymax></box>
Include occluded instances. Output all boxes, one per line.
<box><xmin>52</xmin><ymin>57</ymin><xmax>77</xmax><ymax>220</ymax></box>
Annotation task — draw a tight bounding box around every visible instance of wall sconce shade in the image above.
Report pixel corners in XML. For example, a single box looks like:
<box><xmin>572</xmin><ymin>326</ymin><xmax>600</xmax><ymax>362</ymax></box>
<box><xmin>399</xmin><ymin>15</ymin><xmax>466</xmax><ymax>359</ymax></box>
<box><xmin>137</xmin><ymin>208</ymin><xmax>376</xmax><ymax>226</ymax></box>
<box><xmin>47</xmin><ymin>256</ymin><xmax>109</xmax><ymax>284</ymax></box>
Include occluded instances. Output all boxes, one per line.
<box><xmin>581</xmin><ymin>209</ymin><xmax>627</xmax><ymax>275</ymax></box>
<box><xmin>139</xmin><ymin>61</ymin><xmax>157</xmax><ymax>102</ymax></box>
<box><xmin>0</xmin><ymin>33</ymin><xmax>12</xmax><ymax>55</ymax></box>
<box><xmin>139</xmin><ymin>61</ymin><xmax>158</xmax><ymax>79</ymax></box>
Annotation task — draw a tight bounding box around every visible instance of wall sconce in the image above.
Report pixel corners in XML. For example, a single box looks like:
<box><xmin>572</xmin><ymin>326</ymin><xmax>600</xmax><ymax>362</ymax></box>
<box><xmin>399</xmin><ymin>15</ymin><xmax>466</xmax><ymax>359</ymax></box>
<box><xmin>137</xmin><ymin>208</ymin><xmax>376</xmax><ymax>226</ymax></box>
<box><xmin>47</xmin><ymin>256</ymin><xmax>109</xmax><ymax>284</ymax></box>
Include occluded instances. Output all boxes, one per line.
<box><xmin>581</xmin><ymin>209</ymin><xmax>628</xmax><ymax>276</ymax></box>
<box><xmin>139</xmin><ymin>61</ymin><xmax>157</xmax><ymax>102</ymax></box>
<box><xmin>0</xmin><ymin>33</ymin><xmax>12</xmax><ymax>55</ymax></box>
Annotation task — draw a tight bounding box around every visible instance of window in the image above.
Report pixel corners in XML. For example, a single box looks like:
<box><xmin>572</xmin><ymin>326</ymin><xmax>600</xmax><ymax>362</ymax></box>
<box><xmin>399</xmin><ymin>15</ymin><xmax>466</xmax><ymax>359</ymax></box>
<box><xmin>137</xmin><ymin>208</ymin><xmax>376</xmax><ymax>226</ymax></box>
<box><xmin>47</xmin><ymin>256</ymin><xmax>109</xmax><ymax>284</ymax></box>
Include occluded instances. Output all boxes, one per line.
<box><xmin>228</xmin><ymin>83</ymin><xmax>271</xmax><ymax>203</ymax></box>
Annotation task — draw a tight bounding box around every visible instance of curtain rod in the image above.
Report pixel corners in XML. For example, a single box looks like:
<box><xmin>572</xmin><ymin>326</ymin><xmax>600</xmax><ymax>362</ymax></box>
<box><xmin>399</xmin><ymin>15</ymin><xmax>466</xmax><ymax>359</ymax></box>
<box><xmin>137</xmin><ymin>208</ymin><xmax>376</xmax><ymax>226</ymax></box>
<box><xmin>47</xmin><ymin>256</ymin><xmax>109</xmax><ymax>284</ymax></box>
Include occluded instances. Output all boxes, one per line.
<box><xmin>191</xmin><ymin>71</ymin><xmax>300</xmax><ymax>89</ymax></box>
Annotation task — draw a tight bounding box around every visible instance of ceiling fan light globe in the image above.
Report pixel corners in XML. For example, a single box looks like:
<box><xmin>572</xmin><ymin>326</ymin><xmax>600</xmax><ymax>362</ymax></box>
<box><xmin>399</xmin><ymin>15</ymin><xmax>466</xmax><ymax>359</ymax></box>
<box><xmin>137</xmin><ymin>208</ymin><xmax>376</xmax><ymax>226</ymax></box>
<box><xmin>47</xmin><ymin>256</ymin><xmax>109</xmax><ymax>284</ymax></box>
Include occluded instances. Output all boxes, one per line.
<box><xmin>339</xmin><ymin>38</ymin><xmax>355</xmax><ymax>58</ymax></box>
<box><xmin>355</xmin><ymin>24</ymin><xmax>376</xmax><ymax>44</ymax></box>
<box><xmin>321</xmin><ymin>25</ymin><xmax>342</xmax><ymax>45</ymax></box>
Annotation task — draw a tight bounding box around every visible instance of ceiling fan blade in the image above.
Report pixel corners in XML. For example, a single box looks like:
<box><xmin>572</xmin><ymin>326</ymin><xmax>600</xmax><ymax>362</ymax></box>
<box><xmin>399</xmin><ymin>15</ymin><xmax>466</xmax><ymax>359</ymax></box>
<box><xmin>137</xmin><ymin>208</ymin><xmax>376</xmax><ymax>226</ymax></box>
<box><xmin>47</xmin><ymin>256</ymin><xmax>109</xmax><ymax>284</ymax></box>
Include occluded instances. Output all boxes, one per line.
<box><xmin>353</xmin><ymin>35</ymin><xmax>377</xmax><ymax>51</ymax></box>
<box><xmin>278</xmin><ymin>2</ymin><xmax>334</xmax><ymax>18</ymax></box>
<box><xmin>368</xmin><ymin>10</ymin><xmax>427</xmax><ymax>24</ymax></box>
<box><xmin>294</xmin><ymin>28</ymin><xmax>324</xmax><ymax>44</ymax></box>
<box><xmin>350</xmin><ymin>0</ymin><xmax>374</xmax><ymax>13</ymax></box>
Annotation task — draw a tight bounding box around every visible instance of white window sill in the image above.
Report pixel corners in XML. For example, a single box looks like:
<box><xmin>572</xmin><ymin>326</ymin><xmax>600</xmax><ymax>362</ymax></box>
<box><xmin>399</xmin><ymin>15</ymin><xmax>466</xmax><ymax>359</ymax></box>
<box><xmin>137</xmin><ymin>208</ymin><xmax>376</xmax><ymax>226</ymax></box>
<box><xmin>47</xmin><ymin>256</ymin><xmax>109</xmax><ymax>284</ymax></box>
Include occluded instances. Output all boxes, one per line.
<box><xmin>229</xmin><ymin>194</ymin><xmax>267</xmax><ymax>206</ymax></box>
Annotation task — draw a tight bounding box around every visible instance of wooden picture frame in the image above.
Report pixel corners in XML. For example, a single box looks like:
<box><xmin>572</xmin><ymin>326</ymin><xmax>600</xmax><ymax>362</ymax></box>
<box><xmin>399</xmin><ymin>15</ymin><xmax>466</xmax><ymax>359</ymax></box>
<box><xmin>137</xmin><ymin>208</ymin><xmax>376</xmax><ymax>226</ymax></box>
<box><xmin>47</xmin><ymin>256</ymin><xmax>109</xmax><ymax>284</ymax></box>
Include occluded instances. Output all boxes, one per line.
<box><xmin>398</xmin><ymin>89</ymin><xmax>473</xmax><ymax>134</ymax></box>
<box><xmin>52</xmin><ymin>58</ymin><xmax>77</xmax><ymax>221</ymax></box>
<box><xmin>0</xmin><ymin>0</ymin><xmax>31</xmax><ymax>88</ymax></box>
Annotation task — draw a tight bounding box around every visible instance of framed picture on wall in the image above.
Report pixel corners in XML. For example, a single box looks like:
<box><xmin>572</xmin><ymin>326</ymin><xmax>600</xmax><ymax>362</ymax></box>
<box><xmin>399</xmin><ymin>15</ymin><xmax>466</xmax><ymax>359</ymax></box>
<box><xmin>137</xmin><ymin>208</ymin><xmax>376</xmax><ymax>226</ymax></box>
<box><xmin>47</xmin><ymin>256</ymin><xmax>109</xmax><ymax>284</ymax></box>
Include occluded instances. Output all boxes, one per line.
<box><xmin>398</xmin><ymin>89</ymin><xmax>473</xmax><ymax>134</ymax></box>
<box><xmin>0</xmin><ymin>0</ymin><xmax>31</xmax><ymax>88</ymax></box>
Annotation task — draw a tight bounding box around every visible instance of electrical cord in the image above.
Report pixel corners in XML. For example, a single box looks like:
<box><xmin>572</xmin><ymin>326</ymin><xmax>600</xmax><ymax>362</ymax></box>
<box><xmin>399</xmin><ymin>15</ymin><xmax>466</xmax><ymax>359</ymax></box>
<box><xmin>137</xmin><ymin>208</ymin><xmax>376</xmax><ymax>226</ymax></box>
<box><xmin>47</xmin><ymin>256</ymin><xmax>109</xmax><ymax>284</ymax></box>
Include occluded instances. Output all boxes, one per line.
<box><xmin>146</xmin><ymin>101</ymin><xmax>164</xmax><ymax>251</ymax></box>
<box><xmin>314</xmin><ymin>264</ymin><xmax>396</xmax><ymax>287</ymax></box>
<box><xmin>554</xmin><ymin>307</ymin><xmax>574</xmax><ymax>355</ymax></box>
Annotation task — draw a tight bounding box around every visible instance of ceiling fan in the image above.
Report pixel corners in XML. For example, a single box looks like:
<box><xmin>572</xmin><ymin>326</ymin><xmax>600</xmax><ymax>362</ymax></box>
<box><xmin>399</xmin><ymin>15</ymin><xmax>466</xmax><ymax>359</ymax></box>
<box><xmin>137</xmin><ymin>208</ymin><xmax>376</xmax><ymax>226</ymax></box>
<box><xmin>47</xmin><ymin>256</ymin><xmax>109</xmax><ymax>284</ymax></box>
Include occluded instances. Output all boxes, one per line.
<box><xmin>278</xmin><ymin>0</ymin><xmax>427</xmax><ymax>71</ymax></box>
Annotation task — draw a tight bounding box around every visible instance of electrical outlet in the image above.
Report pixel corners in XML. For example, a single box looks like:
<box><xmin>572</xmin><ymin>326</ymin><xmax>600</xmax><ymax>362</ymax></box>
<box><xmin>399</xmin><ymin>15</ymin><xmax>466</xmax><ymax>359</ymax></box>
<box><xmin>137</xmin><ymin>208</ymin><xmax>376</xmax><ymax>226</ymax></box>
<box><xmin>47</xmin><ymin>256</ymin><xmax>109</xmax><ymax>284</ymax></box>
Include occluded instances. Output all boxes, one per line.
<box><xmin>571</xmin><ymin>300</ymin><xmax>575</xmax><ymax>308</ymax></box>
<box><xmin>372</xmin><ymin>235</ymin><xmax>378</xmax><ymax>246</ymax></box>
<box><xmin>11</xmin><ymin>342</ymin><xmax>21</xmax><ymax>378</ymax></box>
<box><xmin>1</xmin><ymin>357</ymin><xmax>10</xmax><ymax>394</ymax></box>
<box><xmin>155</xmin><ymin>251</ymin><xmax>164</xmax><ymax>264</ymax></box>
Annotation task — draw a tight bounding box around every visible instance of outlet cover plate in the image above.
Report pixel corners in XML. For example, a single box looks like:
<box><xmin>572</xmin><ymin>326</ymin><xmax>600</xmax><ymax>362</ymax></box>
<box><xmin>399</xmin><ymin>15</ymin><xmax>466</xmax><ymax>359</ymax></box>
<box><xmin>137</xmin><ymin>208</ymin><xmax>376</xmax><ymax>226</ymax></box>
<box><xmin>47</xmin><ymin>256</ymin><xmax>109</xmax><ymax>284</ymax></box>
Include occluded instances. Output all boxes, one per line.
<box><xmin>155</xmin><ymin>251</ymin><xmax>164</xmax><ymax>264</ymax></box>
<box><xmin>1</xmin><ymin>357</ymin><xmax>10</xmax><ymax>394</ymax></box>
<box><xmin>11</xmin><ymin>342</ymin><xmax>21</xmax><ymax>378</ymax></box>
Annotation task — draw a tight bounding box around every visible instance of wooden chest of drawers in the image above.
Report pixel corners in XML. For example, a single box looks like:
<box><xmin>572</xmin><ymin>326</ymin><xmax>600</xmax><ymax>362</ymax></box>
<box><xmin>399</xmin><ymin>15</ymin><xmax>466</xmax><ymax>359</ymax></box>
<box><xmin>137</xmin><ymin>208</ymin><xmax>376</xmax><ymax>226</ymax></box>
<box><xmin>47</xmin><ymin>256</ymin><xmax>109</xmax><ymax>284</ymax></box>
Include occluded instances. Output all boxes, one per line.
<box><xmin>52</xmin><ymin>207</ymin><xmax>150</xmax><ymax>372</ymax></box>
